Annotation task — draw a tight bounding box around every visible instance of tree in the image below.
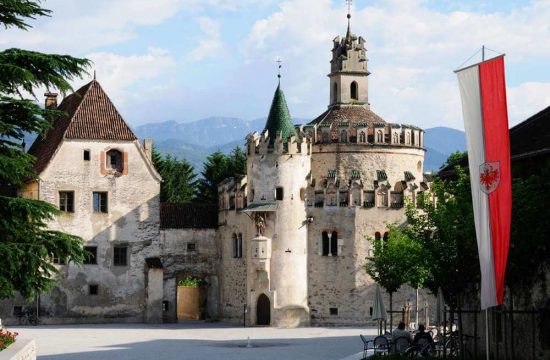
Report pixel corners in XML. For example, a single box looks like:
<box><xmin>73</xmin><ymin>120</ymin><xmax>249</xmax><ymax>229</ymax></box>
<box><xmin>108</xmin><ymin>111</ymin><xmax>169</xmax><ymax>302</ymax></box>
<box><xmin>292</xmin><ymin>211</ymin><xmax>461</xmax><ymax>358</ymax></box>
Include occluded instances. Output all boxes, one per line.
<box><xmin>405</xmin><ymin>166</ymin><xmax>479</xmax><ymax>309</ymax></box>
<box><xmin>365</xmin><ymin>225</ymin><xmax>428</xmax><ymax>329</ymax></box>
<box><xmin>0</xmin><ymin>0</ymin><xmax>89</xmax><ymax>299</ymax></box>
<box><xmin>196</xmin><ymin>146</ymin><xmax>246</xmax><ymax>204</ymax></box>
<box><xmin>152</xmin><ymin>148</ymin><xmax>198</xmax><ymax>203</ymax></box>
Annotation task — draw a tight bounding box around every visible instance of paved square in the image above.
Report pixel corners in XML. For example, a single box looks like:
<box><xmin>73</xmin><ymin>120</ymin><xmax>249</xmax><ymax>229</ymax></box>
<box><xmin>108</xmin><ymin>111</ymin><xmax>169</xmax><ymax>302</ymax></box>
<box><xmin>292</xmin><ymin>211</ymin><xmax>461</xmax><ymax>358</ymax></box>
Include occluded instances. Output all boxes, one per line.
<box><xmin>8</xmin><ymin>322</ymin><xmax>377</xmax><ymax>360</ymax></box>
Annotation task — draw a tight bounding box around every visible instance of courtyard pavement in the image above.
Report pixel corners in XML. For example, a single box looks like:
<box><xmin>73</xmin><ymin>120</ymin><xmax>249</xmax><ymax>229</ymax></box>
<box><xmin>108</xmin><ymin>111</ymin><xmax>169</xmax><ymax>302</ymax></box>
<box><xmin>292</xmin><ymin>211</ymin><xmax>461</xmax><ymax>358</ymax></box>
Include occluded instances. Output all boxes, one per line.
<box><xmin>7</xmin><ymin>322</ymin><xmax>375</xmax><ymax>360</ymax></box>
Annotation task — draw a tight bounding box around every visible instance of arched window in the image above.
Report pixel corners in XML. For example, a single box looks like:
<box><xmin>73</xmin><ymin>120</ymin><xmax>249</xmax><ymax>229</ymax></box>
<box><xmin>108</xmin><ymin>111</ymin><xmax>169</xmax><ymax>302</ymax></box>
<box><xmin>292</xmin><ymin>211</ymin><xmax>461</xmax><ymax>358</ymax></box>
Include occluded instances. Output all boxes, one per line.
<box><xmin>322</xmin><ymin>132</ymin><xmax>330</xmax><ymax>143</ymax></box>
<box><xmin>332</xmin><ymin>82</ymin><xmax>338</xmax><ymax>103</ymax></box>
<box><xmin>322</xmin><ymin>231</ymin><xmax>329</xmax><ymax>256</ymax></box>
<box><xmin>393</xmin><ymin>133</ymin><xmax>399</xmax><ymax>144</ymax></box>
<box><xmin>350</xmin><ymin>81</ymin><xmax>358</xmax><ymax>100</ymax></box>
<box><xmin>340</xmin><ymin>130</ymin><xmax>347</xmax><ymax>143</ymax></box>
<box><xmin>331</xmin><ymin>231</ymin><xmax>338</xmax><ymax>256</ymax></box>
<box><xmin>406</xmin><ymin>132</ymin><xmax>411</xmax><ymax>145</ymax></box>
<box><xmin>106</xmin><ymin>149</ymin><xmax>123</xmax><ymax>172</ymax></box>
<box><xmin>359</xmin><ymin>131</ymin><xmax>366</xmax><ymax>143</ymax></box>
<box><xmin>376</xmin><ymin>130</ymin><xmax>383</xmax><ymax>143</ymax></box>
<box><xmin>232</xmin><ymin>233</ymin><xmax>241</xmax><ymax>258</ymax></box>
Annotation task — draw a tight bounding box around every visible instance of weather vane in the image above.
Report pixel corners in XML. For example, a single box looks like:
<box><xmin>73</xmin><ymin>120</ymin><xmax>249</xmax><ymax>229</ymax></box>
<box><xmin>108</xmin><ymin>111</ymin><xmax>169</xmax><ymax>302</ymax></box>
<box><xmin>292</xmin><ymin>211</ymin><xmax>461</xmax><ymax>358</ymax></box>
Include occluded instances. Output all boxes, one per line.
<box><xmin>346</xmin><ymin>0</ymin><xmax>352</xmax><ymax>18</ymax></box>
<box><xmin>276</xmin><ymin>57</ymin><xmax>282</xmax><ymax>83</ymax></box>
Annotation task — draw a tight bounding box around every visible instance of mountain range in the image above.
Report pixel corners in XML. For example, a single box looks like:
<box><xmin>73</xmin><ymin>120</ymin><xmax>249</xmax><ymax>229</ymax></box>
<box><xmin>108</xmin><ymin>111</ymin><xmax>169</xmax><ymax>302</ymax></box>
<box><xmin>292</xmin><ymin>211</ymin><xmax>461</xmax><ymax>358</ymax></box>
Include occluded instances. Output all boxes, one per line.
<box><xmin>133</xmin><ymin>117</ymin><xmax>466</xmax><ymax>173</ymax></box>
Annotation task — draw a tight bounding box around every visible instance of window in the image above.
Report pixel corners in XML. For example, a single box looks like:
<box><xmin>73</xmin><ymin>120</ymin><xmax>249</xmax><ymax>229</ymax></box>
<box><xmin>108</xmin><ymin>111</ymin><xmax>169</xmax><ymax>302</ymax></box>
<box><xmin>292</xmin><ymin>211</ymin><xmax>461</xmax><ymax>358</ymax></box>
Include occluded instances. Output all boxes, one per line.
<box><xmin>393</xmin><ymin>133</ymin><xmax>399</xmax><ymax>144</ymax></box>
<box><xmin>52</xmin><ymin>256</ymin><xmax>65</xmax><ymax>265</ymax></box>
<box><xmin>350</xmin><ymin>81</ymin><xmax>358</xmax><ymax>100</ymax></box>
<box><xmin>276</xmin><ymin>187</ymin><xmax>284</xmax><ymax>200</ymax></box>
<box><xmin>332</xmin><ymin>82</ymin><xmax>338</xmax><ymax>103</ymax></box>
<box><xmin>321</xmin><ymin>231</ymin><xmax>338</xmax><ymax>256</ymax></box>
<box><xmin>83</xmin><ymin>246</ymin><xmax>97</xmax><ymax>265</ymax></box>
<box><xmin>106</xmin><ymin>149</ymin><xmax>123</xmax><ymax>172</ymax></box>
<box><xmin>376</xmin><ymin>130</ymin><xmax>383</xmax><ymax>143</ymax></box>
<box><xmin>330</xmin><ymin>307</ymin><xmax>339</xmax><ymax>315</ymax></box>
<box><xmin>375</xmin><ymin>232</ymin><xmax>381</xmax><ymax>241</ymax></box>
<box><xmin>93</xmin><ymin>192</ymin><xmax>108</xmax><ymax>213</ymax></box>
<box><xmin>340</xmin><ymin>130</ymin><xmax>347</xmax><ymax>143</ymax></box>
<box><xmin>113</xmin><ymin>246</ymin><xmax>127</xmax><ymax>266</ymax></box>
<box><xmin>83</xmin><ymin>149</ymin><xmax>90</xmax><ymax>161</ymax></box>
<box><xmin>89</xmin><ymin>284</ymin><xmax>98</xmax><ymax>295</ymax></box>
<box><xmin>187</xmin><ymin>243</ymin><xmax>196</xmax><ymax>252</ymax></box>
<box><xmin>299</xmin><ymin>188</ymin><xmax>305</xmax><ymax>201</ymax></box>
<box><xmin>233</xmin><ymin>233</ymin><xmax>243</xmax><ymax>258</ymax></box>
<box><xmin>59</xmin><ymin>191</ymin><xmax>74</xmax><ymax>212</ymax></box>
<box><xmin>322</xmin><ymin>132</ymin><xmax>330</xmax><ymax>143</ymax></box>
<box><xmin>359</xmin><ymin>131</ymin><xmax>366</xmax><ymax>143</ymax></box>
<box><xmin>405</xmin><ymin>132</ymin><xmax>411</xmax><ymax>145</ymax></box>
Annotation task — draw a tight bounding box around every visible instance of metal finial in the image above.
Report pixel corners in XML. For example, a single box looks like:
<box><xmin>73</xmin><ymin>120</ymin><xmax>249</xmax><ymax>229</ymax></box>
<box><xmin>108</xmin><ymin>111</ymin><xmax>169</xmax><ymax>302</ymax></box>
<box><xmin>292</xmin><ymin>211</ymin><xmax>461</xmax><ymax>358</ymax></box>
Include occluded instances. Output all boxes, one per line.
<box><xmin>346</xmin><ymin>0</ymin><xmax>352</xmax><ymax>19</ymax></box>
<box><xmin>276</xmin><ymin>57</ymin><xmax>282</xmax><ymax>83</ymax></box>
<box><xmin>93</xmin><ymin>69</ymin><xmax>96</xmax><ymax>80</ymax></box>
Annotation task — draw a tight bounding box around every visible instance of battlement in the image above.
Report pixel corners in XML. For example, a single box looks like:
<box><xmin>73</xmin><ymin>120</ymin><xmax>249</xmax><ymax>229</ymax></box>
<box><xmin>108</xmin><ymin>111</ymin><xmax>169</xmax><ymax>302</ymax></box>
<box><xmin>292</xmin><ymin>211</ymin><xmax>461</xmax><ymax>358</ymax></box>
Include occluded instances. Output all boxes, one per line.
<box><xmin>302</xmin><ymin>121</ymin><xmax>424</xmax><ymax>148</ymax></box>
<box><xmin>246</xmin><ymin>126</ymin><xmax>311</xmax><ymax>157</ymax></box>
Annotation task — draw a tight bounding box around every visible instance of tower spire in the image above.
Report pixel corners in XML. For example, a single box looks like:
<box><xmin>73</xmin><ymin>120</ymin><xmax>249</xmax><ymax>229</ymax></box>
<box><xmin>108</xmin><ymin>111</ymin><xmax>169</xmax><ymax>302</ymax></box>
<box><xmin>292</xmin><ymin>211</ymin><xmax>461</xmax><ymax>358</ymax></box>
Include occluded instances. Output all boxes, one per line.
<box><xmin>345</xmin><ymin>0</ymin><xmax>352</xmax><ymax>41</ymax></box>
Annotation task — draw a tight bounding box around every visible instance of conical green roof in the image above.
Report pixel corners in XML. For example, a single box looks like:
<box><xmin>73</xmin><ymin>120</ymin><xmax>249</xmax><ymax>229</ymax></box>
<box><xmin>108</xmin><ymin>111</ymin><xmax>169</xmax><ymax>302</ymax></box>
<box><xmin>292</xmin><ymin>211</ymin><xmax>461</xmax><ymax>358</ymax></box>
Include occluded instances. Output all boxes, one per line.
<box><xmin>264</xmin><ymin>84</ymin><xmax>297</xmax><ymax>144</ymax></box>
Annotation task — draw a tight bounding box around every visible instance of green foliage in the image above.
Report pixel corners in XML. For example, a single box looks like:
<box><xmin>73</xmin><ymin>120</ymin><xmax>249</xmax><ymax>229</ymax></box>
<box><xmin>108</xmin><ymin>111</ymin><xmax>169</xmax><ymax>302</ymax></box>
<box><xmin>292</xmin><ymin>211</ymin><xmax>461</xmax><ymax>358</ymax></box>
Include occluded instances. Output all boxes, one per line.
<box><xmin>0</xmin><ymin>0</ymin><xmax>89</xmax><ymax>299</ymax></box>
<box><xmin>440</xmin><ymin>151</ymin><xmax>467</xmax><ymax>170</ymax></box>
<box><xmin>177</xmin><ymin>276</ymin><xmax>206</xmax><ymax>288</ymax></box>
<box><xmin>366</xmin><ymin>225</ymin><xmax>429</xmax><ymax>296</ymax></box>
<box><xmin>0</xmin><ymin>0</ymin><xmax>50</xmax><ymax>30</ymax></box>
<box><xmin>196</xmin><ymin>146</ymin><xmax>246</xmax><ymax>204</ymax></box>
<box><xmin>405</xmin><ymin>165</ymin><xmax>479</xmax><ymax>309</ymax></box>
<box><xmin>153</xmin><ymin>147</ymin><xmax>198</xmax><ymax>203</ymax></box>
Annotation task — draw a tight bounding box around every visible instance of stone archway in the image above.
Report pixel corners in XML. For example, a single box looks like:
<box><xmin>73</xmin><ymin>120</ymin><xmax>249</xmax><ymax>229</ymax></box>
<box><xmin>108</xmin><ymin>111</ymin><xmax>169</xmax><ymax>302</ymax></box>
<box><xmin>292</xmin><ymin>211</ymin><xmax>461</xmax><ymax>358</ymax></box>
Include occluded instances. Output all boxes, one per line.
<box><xmin>256</xmin><ymin>294</ymin><xmax>271</xmax><ymax>326</ymax></box>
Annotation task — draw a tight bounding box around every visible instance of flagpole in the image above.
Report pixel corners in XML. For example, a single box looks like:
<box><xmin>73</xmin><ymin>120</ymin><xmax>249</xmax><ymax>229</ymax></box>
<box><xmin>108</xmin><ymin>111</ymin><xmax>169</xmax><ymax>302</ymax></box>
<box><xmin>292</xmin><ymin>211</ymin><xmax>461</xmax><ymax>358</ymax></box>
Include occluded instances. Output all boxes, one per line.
<box><xmin>485</xmin><ymin>308</ymin><xmax>490</xmax><ymax>360</ymax></box>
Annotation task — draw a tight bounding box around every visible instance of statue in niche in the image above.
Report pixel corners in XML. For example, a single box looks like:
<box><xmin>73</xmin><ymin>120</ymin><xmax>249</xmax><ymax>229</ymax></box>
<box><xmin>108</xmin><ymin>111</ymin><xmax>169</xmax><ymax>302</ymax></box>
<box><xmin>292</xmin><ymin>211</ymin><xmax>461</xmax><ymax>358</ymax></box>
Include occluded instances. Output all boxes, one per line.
<box><xmin>255</xmin><ymin>213</ymin><xmax>265</xmax><ymax>235</ymax></box>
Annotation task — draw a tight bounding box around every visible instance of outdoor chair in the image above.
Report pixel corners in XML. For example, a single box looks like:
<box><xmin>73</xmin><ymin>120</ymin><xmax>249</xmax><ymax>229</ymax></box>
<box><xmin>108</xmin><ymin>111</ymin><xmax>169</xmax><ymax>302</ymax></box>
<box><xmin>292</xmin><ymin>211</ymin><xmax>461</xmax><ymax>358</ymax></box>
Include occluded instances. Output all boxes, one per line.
<box><xmin>393</xmin><ymin>336</ymin><xmax>412</xmax><ymax>355</ymax></box>
<box><xmin>372</xmin><ymin>335</ymin><xmax>390</xmax><ymax>356</ymax></box>
<box><xmin>360</xmin><ymin>334</ymin><xmax>370</xmax><ymax>359</ymax></box>
<box><xmin>406</xmin><ymin>336</ymin><xmax>434</xmax><ymax>358</ymax></box>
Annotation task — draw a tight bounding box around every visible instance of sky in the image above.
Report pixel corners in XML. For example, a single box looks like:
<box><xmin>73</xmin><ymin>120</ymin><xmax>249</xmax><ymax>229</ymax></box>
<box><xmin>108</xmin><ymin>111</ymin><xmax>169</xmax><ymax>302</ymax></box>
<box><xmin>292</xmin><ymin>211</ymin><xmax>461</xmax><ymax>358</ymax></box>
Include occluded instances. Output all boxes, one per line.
<box><xmin>2</xmin><ymin>0</ymin><xmax>549</xmax><ymax>130</ymax></box>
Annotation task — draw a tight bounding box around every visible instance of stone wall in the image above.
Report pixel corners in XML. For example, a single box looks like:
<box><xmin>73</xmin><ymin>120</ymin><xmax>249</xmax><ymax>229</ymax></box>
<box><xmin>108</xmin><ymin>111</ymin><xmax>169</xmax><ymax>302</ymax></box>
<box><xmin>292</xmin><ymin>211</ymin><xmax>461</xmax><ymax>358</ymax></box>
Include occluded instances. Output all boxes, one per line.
<box><xmin>159</xmin><ymin>228</ymin><xmax>218</xmax><ymax>322</ymax></box>
<box><xmin>1</xmin><ymin>139</ymin><xmax>161</xmax><ymax>324</ymax></box>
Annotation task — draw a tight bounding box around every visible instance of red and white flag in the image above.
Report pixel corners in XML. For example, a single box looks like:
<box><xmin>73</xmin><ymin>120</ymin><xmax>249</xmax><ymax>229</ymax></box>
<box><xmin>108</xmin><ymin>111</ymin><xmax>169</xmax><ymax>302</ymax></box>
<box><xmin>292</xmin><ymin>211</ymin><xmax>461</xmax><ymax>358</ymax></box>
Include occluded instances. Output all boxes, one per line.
<box><xmin>456</xmin><ymin>55</ymin><xmax>511</xmax><ymax>310</ymax></box>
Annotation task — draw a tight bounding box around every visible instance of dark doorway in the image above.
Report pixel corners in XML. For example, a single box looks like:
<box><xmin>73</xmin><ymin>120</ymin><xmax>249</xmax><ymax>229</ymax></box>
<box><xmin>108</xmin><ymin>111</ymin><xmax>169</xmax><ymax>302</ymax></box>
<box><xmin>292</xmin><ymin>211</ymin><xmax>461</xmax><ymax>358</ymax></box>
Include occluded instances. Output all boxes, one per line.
<box><xmin>257</xmin><ymin>294</ymin><xmax>271</xmax><ymax>325</ymax></box>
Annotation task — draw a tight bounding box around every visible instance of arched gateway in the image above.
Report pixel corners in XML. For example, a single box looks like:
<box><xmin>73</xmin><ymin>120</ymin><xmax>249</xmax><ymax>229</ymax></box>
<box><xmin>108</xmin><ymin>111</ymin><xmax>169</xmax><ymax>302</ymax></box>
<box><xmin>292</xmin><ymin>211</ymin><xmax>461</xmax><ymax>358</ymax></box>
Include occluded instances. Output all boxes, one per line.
<box><xmin>256</xmin><ymin>294</ymin><xmax>271</xmax><ymax>325</ymax></box>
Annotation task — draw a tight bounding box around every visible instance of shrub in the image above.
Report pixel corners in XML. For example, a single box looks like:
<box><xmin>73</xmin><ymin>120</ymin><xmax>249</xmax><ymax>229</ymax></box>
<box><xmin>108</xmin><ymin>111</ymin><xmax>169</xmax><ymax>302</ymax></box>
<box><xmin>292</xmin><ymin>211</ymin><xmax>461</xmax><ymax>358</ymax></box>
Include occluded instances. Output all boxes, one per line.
<box><xmin>0</xmin><ymin>329</ymin><xmax>18</xmax><ymax>351</ymax></box>
<box><xmin>177</xmin><ymin>276</ymin><xmax>206</xmax><ymax>288</ymax></box>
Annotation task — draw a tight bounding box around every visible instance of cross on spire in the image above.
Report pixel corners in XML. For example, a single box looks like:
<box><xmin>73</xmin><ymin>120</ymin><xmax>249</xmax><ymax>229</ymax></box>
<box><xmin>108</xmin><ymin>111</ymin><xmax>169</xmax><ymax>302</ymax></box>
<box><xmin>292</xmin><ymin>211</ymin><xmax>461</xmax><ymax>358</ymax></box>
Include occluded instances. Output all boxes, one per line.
<box><xmin>276</xmin><ymin>57</ymin><xmax>282</xmax><ymax>84</ymax></box>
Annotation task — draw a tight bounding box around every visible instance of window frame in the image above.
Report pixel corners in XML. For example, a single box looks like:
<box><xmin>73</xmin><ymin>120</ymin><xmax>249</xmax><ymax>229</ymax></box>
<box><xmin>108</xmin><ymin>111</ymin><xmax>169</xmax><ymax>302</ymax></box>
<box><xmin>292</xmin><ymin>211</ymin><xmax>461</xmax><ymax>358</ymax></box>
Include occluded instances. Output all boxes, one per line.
<box><xmin>113</xmin><ymin>246</ymin><xmax>128</xmax><ymax>266</ymax></box>
<box><xmin>83</xmin><ymin>149</ymin><xmax>91</xmax><ymax>161</ymax></box>
<box><xmin>93</xmin><ymin>192</ymin><xmax>108</xmax><ymax>213</ymax></box>
<box><xmin>106</xmin><ymin>149</ymin><xmax>123</xmax><ymax>173</ymax></box>
<box><xmin>83</xmin><ymin>246</ymin><xmax>98</xmax><ymax>265</ymax></box>
<box><xmin>59</xmin><ymin>191</ymin><xmax>75</xmax><ymax>213</ymax></box>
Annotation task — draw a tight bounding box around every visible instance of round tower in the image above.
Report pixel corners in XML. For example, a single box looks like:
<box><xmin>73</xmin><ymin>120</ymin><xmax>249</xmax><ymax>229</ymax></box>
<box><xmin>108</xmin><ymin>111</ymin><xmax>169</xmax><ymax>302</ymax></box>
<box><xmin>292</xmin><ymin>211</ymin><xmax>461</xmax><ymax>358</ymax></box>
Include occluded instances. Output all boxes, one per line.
<box><xmin>245</xmin><ymin>82</ymin><xmax>311</xmax><ymax>327</ymax></box>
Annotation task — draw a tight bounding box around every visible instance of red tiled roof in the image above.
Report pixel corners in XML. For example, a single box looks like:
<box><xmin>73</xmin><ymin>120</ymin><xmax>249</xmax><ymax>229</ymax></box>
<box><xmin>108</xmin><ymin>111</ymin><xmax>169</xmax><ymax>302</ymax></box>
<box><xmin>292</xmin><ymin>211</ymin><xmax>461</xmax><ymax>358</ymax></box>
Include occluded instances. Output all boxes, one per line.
<box><xmin>28</xmin><ymin>80</ymin><xmax>137</xmax><ymax>174</ymax></box>
<box><xmin>160</xmin><ymin>203</ymin><xmax>218</xmax><ymax>229</ymax></box>
<box><xmin>308</xmin><ymin>105</ymin><xmax>386</xmax><ymax>126</ymax></box>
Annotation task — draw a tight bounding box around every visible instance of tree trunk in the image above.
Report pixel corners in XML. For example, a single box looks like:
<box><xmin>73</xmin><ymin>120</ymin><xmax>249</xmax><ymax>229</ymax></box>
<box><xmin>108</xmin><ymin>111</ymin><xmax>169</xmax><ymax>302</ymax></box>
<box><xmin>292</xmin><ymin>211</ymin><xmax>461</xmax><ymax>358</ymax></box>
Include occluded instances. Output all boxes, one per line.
<box><xmin>390</xmin><ymin>291</ymin><xmax>393</xmax><ymax>333</ymax></box>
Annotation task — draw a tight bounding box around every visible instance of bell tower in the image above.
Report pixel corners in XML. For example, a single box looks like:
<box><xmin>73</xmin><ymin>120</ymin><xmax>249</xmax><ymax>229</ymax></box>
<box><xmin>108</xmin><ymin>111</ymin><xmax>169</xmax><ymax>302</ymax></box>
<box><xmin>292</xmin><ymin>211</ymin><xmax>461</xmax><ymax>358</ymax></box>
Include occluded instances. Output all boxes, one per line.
<box><xmin>328</xmin><ymin>3</ymin><xmax>370</xmax><ymax>107</ymax></box>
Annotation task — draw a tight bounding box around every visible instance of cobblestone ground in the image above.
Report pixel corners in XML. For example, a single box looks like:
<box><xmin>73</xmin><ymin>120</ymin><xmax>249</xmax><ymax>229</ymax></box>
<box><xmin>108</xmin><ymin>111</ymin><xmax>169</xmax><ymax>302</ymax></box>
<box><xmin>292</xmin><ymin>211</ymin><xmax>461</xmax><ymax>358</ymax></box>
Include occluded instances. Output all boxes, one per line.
<box><xmin>7</xmin><ymin>322</ymin><xmax>377</xmax><ymax>360</ymax></box>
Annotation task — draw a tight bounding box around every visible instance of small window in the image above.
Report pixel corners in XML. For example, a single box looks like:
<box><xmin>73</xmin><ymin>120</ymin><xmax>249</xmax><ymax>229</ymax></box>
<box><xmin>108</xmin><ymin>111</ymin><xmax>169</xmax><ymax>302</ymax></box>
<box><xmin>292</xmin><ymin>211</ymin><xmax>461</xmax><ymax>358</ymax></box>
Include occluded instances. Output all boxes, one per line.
<box><xmin>113</xmin><ymin>246</ymin><xmax>128</xmax><ymax>266</ymax></box>
<box><xmin>187</xmin><ymin>243</ymin><xmax>196</xmax><ymax>252</ymax></box>
<box><xmin>322</xmin><ymin>231</ymin><xmax>330</xmax><ymax>256</ymax></box>
<box><xmin>276</xmin><ymin>187</ymin><xmax>284</xmax><ymax>201</ymax></box>
<box><xmin>52</xmin><ymin>256</ymin><xmax>65</xmax><ymax>265</ymax></box>
<box><xmin>376</xmin><ymin>130</ymin><xmax>383</xmax><ymax>143</ymax></box>
<box><xmin>83</xmin><ymin>246</ymin><xmax>97</xmax><ymax>265</ymax></box>
<box><xmin>89</xmin><ymin>284</ymin><xmax>98</xmax><ymax>295</ymax></box>
<box><xmin>83</xmin><ymin>149</ymin><xmax>90</xmax><ymax>161</ymax></box>
<box><xmin>330</xmin><ymin>307</ymin><xmax>338</xmax><ymax>315</ymax></box>
<box><xmin>350</xmin><ymin>81</ymin><xmax>358</xmax><ymax>100</ymax></box>
<box><xmin>332</xmin><ymin>82</ymin><xmax>338</xmax><ymax>103</ymax></box>
<box><xmin>340</xmin><ymin>130</ymin><xmax>347</xmax><ymax>143</ymax></box>
<box><xmin>59</xmin><ymin>191</ymin><xmax>74</xmax><ymax>212</ymax></box>
<box><xmin>359</xmin><ymin>131</ymin><xmax>366</xmax><ymax>143</ymax></box>
<box><xmin>232</xmin><ymin>233</ymin><xmax>243</xmax><ymax>258</ymax></box>
<box><xmin>93</xmin><ymin>192</ymin><xmax>108</xmax><ymax>213</ymax></box>
<box><xmin>106</xmin><ymin>149</ymin><xmax>123</xmax><ymax>172</ymax></box>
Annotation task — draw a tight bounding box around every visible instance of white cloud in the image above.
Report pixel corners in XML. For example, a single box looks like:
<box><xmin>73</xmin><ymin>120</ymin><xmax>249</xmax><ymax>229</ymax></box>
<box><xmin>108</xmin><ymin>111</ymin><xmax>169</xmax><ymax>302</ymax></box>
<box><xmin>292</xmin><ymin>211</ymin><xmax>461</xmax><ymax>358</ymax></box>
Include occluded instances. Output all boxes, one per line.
<box><xmin>0</xmin><ymin>0</ymin><xmax>184</xmax><ymax>53</ymax></box>
<box><xmin>187</xmin><ymin>17</ymin><xmax>226</xmax><ymax>61</ymax></box>
<box><xmin>243</xmin><ymin>0</ymin><xmax>550</xmax><ymax>129</ymax></box>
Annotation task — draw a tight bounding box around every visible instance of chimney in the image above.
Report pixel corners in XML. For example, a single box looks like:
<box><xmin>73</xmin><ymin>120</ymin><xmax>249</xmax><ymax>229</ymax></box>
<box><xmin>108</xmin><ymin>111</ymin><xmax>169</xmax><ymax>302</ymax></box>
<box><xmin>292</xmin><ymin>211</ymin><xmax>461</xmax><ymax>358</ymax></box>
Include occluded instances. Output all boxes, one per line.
<box><xmin>143</xmin><ymin>139</ymin><xmax>153</xmax><ymax>161</ymax></box>
<box><xmin>44</xmin><ymin>92</ymin><xmax>58</xmax><ymax>109</ymax></box>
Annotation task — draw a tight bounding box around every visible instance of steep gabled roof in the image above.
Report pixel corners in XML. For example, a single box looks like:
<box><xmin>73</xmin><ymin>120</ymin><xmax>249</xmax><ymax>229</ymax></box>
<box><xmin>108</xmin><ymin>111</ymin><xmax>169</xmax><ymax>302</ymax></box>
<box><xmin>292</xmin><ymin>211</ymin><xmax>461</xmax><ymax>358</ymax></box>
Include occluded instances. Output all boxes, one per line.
<box><xmin>263</xmin><ymin>84</ymin><xmax>297</xmax><ymax>144</ymax></box>
<box><xmin>28</xmin><ymin>80</ymin><xmax>137</xmax><ymax>174</ymax></box>
<box><xmin>509</xmin><ymin>105</ymin><xmax>550</xmax><ymax>159</ymax></box>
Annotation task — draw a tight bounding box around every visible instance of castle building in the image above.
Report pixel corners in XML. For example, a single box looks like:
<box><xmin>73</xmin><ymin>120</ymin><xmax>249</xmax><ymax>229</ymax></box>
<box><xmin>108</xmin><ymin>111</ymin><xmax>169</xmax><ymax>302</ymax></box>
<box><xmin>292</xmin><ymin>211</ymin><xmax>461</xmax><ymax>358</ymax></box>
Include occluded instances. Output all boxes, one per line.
<box><xmin>1</xmin><ymin>15</ymin><xmax>433</xmax><ymax>327</ymax></box>
<box><xmin>216</xmin><ymin>17</ymin><xmax>430</xmax><ymax>326</ymax></box>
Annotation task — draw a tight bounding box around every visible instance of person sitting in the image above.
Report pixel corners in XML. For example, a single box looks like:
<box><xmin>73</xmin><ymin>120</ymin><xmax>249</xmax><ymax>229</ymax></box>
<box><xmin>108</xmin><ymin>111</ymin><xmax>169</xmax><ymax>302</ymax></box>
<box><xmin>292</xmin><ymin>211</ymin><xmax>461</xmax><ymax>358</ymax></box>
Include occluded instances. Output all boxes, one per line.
<box><xmin>412</xmin><ymin>324</ymin><xmax>435</xmax><ymax>356</ymax></box>
<box><xmin>392</xmin><ymin>322</ymin><xmax>412</xmax><ymax>354</ymax></box>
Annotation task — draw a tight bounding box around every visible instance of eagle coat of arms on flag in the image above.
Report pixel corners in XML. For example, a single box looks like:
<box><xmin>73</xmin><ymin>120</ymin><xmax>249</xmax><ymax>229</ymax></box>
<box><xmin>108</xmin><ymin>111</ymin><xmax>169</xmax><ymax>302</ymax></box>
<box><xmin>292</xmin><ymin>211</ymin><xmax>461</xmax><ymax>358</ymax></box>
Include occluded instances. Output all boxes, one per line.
<box><xmin>479</xmin><ymin>161</ymin><xmax>500</xmax><ymax>194</ymax></box>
